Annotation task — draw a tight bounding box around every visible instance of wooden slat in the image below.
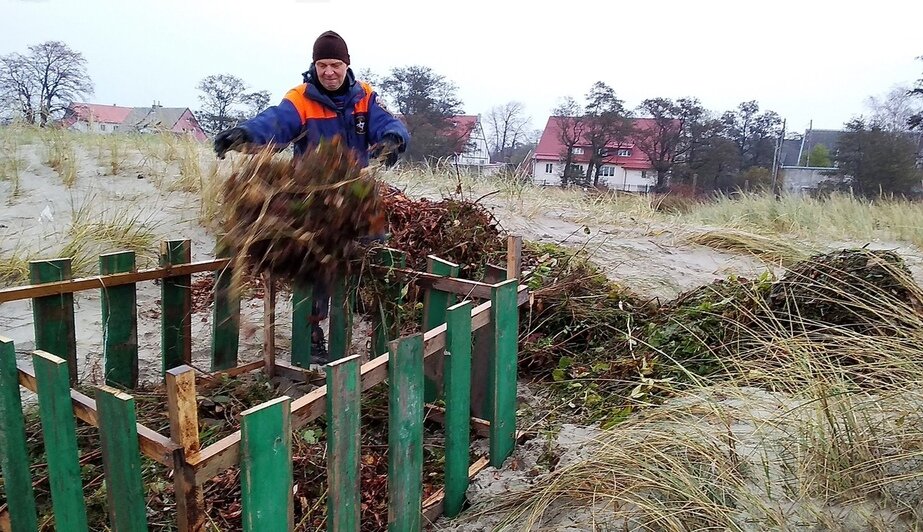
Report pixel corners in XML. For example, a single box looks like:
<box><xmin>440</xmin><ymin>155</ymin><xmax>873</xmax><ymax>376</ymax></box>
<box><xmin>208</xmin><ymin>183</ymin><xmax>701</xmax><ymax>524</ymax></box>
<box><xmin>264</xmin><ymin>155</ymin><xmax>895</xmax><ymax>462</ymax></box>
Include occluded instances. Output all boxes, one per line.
<box><xmin>469</xmin><ymin>266</ymin><xmax>505</xmax><ymax>420</ymax></box>
<box><xmin>423</xmin><ymin>404</ymin><xmax>490</xmax><ymax>439</ymax></box>
<box><xmin>96</xmin><ymin>385</ymin><xmax>149</xmax><ymax>532</ymax></box>
<box><xmin>369</xmin><ymin>264</ymin><xmax>496</xmax><ymax>300</ymax></box>
<box><xmin>197</xmin><ymin>360</ymin><xmax>265</xmax><ymax>388</ymax></box>
<box><xmin>211</xmin><ymin>242</ymin><xmax>239</xmax><ymax>371</ymax></box>
<box><xmin>325</xmin><ymin>355</ymin><xmax>360</xmax><ymax>532</ymax></box>
<box><xmin>161</xmin><ymin>240</ymin><xmax>192</xmax><ymax>375</ymax></box>
<box><xmin>422</xmin><ymin>256</ymin><xmax>458</xmax><ymax>403</ymax></box>
<box><xmin>166</xmin><ymin>365</ymin><xmax>204</xmax><ymax>531</ymax></box>
<box><xmin>0</xmin><ymin>337</ymin><xmax>38</xmax><ymax>532</ymax></box>
<box><xmin>273</xmin><ymin>362</ymin><xmax>321</xmax><ymax>384</ymax></box>
<box><xmin>506</xmin><ymin>235</ymin><xmax>523</xmax><ymax>280</ymax></box>
<box><xmin>290</xmin><ymin>282</ymin><xmax>313</xmax><ymax>368</ymax></box>
<box><xmin>191</xmin><ymin>286</ymin><xmax>529</xmax><ymax>481</ymax></box>
<box><xmin>30</xmin><ymin>259</ymin><xmax>77</xmax><ymax>383</ymax></box>
<box><xmin>32</xmin><ymin>351</ymin><xmax>88</xmax><ymax>531</ymax></box>
<box><xmin>421</xmin><ymin>456</ymin><xmax>490</xmax><ymax>523</ymax></box>
<box><xmin>261</xmin><ymin>273</ymin><xmax>276</xmax><ymax>378</ymax></box>
<box><xmin>100</xmin><ymin>251</ymin><xmax>138</xmax><ymax>388</ymax></box>
<box><xmin>328</xmin><ymin>276</ymin><xmax>352</xmax><ymax>362</ymax></box>
<box><xmin>17</xmin><ymin>361</ymin><xmax>179</xmax><ymax>467</ymax></box>
<box><xmin>0</xmin><ymin>259</ymin><xmax>230</xmax><ymax>303</ymax></box>
<box><xmin>490</xmin><ymin>279</ymin><xmax>519</xmax><ymax>467</ymax></box>
<box><xmin>442</xmin><ymin>301</ymin><xmax>473</xmax><ymax>518</ymax></box>
<box><xmin>388</xmin><ymin>334</ymin><xmax>424</xmax><ymax>532</ymax></box>
<box><xmin>240</xmin><ymin>396</ymin><xmax>293</xmax><ymax>532</ymax></box>
<box><xmin>372</xmin><ymin>248</ymin><xmax>406</xmax><ymax>359</ymax></box>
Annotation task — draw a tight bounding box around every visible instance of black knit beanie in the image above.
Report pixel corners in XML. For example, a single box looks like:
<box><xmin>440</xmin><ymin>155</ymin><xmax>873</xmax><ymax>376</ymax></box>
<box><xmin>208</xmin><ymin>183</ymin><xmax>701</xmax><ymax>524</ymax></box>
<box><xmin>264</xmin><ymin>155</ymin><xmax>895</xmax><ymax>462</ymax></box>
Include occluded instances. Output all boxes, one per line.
<box><xmin>312</xmin><ymin>31</ymin><xmax>350</xmax><ymax>64</ymax></box>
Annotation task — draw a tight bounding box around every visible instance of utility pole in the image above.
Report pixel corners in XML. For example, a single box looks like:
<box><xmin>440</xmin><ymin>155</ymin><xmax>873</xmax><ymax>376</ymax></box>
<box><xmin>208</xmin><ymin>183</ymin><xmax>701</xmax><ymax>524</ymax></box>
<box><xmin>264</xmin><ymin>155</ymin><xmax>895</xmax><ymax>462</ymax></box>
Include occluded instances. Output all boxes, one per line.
<box><xmin>771</xmin><ymin>118</ymin><xmax>786</xmax><ymax>195</ymax></box>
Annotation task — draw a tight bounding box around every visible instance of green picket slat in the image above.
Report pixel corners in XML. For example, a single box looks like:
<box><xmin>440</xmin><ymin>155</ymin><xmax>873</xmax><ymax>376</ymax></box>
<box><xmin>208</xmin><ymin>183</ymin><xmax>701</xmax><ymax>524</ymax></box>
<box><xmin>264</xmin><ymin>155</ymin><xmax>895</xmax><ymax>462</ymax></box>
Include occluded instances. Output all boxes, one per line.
<box><xmin>423</xmin><ymin>256</ymin><xmax>458</xmax><ymax>402</ymax></box>
<box><xmin>96</xmin><ymin>385</ymin><xmax>149</xmax><ymax>532</ymax></box>
<box><xmin>490</xmin><ymin>279</ymin><xmax>519</xmax><ymax>467</ymax></box>
<box><xmin>372</xmin><ymin>248</ymin><xmax>406</xmax><ymax>358</ymax></box>
<box><xmin>442</xmin><ymin>301</ymin><xmax>473</xmax><ymax>518</ymax></box>
<box><xmin>328</xmin><ymin>276</ymin><xmax>353</xmax><ymax>362</ymax></box>
<box><xmin>387</xmin><ymin>334</ymin><xmax>424</xmax><ymax>532</ymax></box>
<box><xmin>100</xmin><ymin>251</ymin><xmax>138</xmax><ymax>388</ymax></box>
<box><xmin>0</xmin><ymin>337</ymin><xmax>38</xmax><ymax>532</ymax></box>
<box><xmin>160</xmin><ymin>240</ymin><xmax>191</xmax><ymax>375</ymax></box>
<box><xmin>33</xmin><ymin>351</ymin><xmax>88</xmax><ymax>531</ymax></box>
<box><xmin>30</xmin><ymin>259</ymin><xmax>77</xmax><ymax>383</ymax></box>
<box><xmin>240</xmin><ymin>396</ymin><xmax>293</xmax><ymax>532</ymax></box>
<box><xmin>211</xmin><ymin>240</ymin><xmax>240</xmax><ymax>371</ymax></box>
<box><xmin>325</xmin><ymin>354</ymin><xmax>361</xmax><ymax>532</ymax></box>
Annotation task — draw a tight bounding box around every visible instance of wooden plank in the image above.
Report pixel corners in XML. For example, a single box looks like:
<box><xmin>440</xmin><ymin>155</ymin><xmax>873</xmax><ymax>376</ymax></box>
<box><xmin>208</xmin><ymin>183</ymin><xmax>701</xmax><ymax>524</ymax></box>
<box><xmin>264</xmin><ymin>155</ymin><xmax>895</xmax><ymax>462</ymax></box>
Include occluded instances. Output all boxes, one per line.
<box><xmin>211</xmin><ymin>241</ymin><xmax>239</xmax><ymax>371</ymax></box>
<box><xmin>197</xmin><ymin>360</ymin><xmax>265</xmax><ymax>388</ymax></box>
<box><xmin>369</xmin><ymin>264</ymin><xmax>497</xmax><ymax>300</ymax></box>
<box><xmin>469</xmin><ymin>266</ymin><xmax>505</xmax><ymax>420</ymax></box>
<box><xmin>328</xmin><ymin>276</ymin><xmax>352</xmax><ymax>362</ymax></box>
<box><xmin>30</xmin><ymin>259</ymin><xmax>77</xmax><ymax>383</ymax></box>
<box><xmin>423</xmin><ymin>404</ymin><xmax>490</xmax><ymax>439</ymax></box>
<box><xmin>273</xmin><ymin>362</ymin><xmax>321</xmax><ymax>384</ymax></box>
<box><xmin>17</xmin><ymin>361</ymin><xmax>179</xmax><ymax>467</ymax></box>
<box><xmin>388</xmin><ymin>334</ymin><xmax>424</xmax><ymax>532</ymax></box>
<box><xmin>191</xmin><ymin>287</ymin><xmax>529</xmax><ymax>481</ymax></box>
<box><xmin>0</xmin><ymin>337</ymin><xmax>38</xmax><ymax>532</ymax></box>
<box><xmin>32</xmin><ymin>351</ymin><xmax>88</xmax><ymax>531</ymax></box>
<box><xmin>442</xmin><ymin>301</ymin><xmax>473</xmax><ymax>518</ymax></box>
<box><xmin>422</xmin><ymin>256</ymin><xmax>458</xmax><ymax>403</ymax></box>
<box><xmin>421</xmin><ymin>456</ymin><xmax>490</xmax><ymax>523</ymax></box>
<box><xmin>0</xmin><ymin>259</ymin><xmax>229</xmax><ymax>303</ymax></box>
<box><xmin>240</xmin><ymin>396</ymin><xmax>293</xmax><ymax>532</ymax></box>
<box><xmin>490</xmin><ymin>279</ymin><xmax>519</xmax><ymax>467</ymax></box>
<box><xmin>372</xmin><ymin>248</ymin><xmax>406</xmax><ymax>359</ymax></box>
<box><xmin>261</xmin><ymin>273</ymin><xmax>276</xmax><ymax>378</ymax></box>
<box><xmin>96</xmin><ymin>385</ymin><xmax>149</xmax><ymax>532</ymax></box>
<box><xmin>100</xmin><ymin>251</ymin><xmax>138</xmax><ymax>388</ymax></box>
<box><xmin>325</xmin><ymin>355</ymin><xmax>360</xmax><ymax>532</ymax></box>
<box><xmin>506</xmin><ymin>235</ymin><xmax>523</xmax><ymax>280</ymax></box>
<box><xmin>161</xmin><ymin>240</ymin><xmax>192</xmax><ymax>375</ymax></box>
<box><xmin>166</xmin><ymin>365</ymin><xmax>204</xmax><ymax>532</ymax></box>
<box><xmin>290</xmin><ymin>282</ymin><xmax>313</xmax><ymax>368</ymax></box>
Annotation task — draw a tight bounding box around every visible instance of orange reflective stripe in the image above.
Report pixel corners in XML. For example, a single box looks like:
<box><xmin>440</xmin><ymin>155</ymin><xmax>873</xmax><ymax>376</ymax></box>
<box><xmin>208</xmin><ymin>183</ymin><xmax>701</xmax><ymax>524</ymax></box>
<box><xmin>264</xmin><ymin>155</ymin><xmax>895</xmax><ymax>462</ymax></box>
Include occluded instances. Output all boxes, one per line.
<box><xmin>284</xmin><ymin>84</ymin><xmax>336</xmax><ymax>122</ymax></box>
<box><xmin>354</xmin><ymin>81</ymin><xmax>373</xmax><ymax>114</ymax></box>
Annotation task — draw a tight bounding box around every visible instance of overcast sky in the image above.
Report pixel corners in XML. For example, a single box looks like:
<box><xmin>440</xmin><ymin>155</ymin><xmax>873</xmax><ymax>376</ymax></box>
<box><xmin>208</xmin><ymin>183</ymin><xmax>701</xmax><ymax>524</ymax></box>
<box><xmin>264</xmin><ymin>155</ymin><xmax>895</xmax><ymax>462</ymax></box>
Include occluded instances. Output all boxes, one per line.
<box><xmin>2</xmin><ymin>0</ymin><xmax>921</xmax><ymax>136</ymax></box>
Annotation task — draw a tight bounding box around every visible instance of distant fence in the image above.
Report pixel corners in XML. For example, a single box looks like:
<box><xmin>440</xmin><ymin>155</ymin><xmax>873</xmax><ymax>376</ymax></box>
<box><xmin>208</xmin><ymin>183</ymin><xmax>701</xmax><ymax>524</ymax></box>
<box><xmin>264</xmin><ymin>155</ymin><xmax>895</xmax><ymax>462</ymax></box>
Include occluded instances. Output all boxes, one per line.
<box><xmin>0</xmin><ymin>235</ymin><xmax>528</xmax><ymax>531</ymax></box>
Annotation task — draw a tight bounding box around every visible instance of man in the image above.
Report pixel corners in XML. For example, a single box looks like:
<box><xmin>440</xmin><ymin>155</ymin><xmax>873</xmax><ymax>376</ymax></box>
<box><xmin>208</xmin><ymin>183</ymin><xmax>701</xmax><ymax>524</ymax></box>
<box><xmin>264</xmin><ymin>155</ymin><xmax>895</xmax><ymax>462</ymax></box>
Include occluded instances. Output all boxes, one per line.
<box><xmin>213</xmin><ymin>30</ymin><xmax>410</xmax><ymax>363</ymax></box>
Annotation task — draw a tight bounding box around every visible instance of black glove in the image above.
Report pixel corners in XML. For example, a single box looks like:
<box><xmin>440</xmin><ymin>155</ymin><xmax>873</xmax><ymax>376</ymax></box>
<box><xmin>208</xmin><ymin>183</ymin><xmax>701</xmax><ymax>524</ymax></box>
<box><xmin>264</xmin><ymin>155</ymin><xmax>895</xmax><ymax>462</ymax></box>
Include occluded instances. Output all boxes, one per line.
<box><xmin>214</xmin><ymin>127</ymin><xmax>252</xmax><ymax>159</ymax></box>
<box><xmin>370</xmin><ymin>133</ymin><xmax>403</xmax><ymax>167</ymax></box>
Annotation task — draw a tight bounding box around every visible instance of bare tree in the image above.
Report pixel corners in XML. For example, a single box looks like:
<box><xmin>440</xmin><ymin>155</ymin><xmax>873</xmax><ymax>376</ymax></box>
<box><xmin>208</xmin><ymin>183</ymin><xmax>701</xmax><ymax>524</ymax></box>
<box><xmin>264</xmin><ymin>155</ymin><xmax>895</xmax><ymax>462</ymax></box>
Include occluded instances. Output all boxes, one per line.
<box><xmin>244</xmin><ymin>90</ymin><xmax>271</xmax><ymax>117</ymax></box>
<box><xmin>28</xmin><ymin>41</ymin><xmax>93</xmax><ymax>126</ymax></box>
<box><xmin>0</xmin><ymin>41</ymin><xmax>92</xmax><ymax>126</ymax></box>
<box><xmin>552</xmin><ymin>96</ymin><xmax>585</xmax><ymax>187</ymax></box>
<box><xmin>908</xmin><ymin>56</ymin><xmax>923</xmax><ymax>130</ymax></box>
<box><xmin>0</xmin><ymin>53</ymin><xmax>38</xmax><ymax>123</ymax></box>
<box><xmin>196</xmin><ymin>74</ymin><xmax>251</xmax><ymax>135</ymax></box>
<box><xmin>865</xmin><ymin>85</ymin><xmax>922</xmax><ymax>131</ymax></box>
<box><xmin>633</xmin><ymin>97</ymin><xmax>704</xmax><ymax>191</ymax></box>
<box><xmin>485</xmin><ymin>101</ymin><xmax>531</xmax><ymax>164</ymax></box>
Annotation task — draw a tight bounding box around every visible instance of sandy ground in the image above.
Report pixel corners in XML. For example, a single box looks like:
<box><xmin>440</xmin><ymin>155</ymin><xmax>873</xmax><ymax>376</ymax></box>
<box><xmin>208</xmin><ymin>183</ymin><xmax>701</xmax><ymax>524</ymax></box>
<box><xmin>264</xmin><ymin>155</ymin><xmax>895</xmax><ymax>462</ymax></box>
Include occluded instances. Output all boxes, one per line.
<box><xmin>4</xmin><ymin>136</ymin><xmax>923</xmax><ymax>531</ymax></box>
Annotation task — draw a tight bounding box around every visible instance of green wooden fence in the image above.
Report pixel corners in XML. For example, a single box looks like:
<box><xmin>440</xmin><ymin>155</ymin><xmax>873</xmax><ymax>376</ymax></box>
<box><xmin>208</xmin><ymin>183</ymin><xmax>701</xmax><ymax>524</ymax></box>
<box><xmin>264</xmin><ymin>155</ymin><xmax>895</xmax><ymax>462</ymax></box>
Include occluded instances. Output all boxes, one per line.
<box><xmin>0</xmin><ymin>236</ymin><xmax>526</xmax><ymax>531</ymax></box>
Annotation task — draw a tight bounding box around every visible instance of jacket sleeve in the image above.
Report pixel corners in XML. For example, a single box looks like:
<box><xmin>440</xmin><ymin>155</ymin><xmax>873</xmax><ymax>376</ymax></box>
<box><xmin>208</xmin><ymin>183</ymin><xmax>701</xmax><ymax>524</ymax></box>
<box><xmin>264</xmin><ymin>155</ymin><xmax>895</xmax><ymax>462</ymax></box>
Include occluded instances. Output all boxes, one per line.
<box><xmin>237</xmin><ymin>89</ymin><xmax>305</xmax><ymax>147</ymax></box>
<box><xmin>367</xmin><ymin>91</ymin><xmax>409</xmax><ymax>152</ymax></box>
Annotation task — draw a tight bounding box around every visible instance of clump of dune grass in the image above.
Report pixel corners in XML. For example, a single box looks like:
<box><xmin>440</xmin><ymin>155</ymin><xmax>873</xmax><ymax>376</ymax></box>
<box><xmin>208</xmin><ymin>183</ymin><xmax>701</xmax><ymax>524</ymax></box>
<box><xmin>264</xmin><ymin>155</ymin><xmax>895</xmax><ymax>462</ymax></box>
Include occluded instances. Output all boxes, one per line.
<box><xmin>198</xmin><ymin>159</ymin><xmax>224</xmax><ymax>229</ymax></box>
<box><xmin>0</xmin><ymin>245</ymin><xmax>36</xmax><ymax>285</ymax></box>
<box><xmin>456</xmin><ymin>249</ymin><xmax>923</xmax><ymax>531</ymax></box>
<box><xmin>169</xmin><ymin>138</ymin><xmax>206</xmax><ymax>193</ymax></box>
<box><xmin>42</xmin><ymin>129</ymin><xmax>78</xmax><ymax>187</ymax></box>
<box><xmin>0</xmin><ymin>137</ymin><xmax>24</xmax><ymax>201</ymax></box>
<box><xmin>101</xmin><ymin>134</ymin><xmax>129</xmax><ymax>175</ymax></box>
<box><xmin>64</xmin><ymin>194</ymin><xmax>165</xmax><ymax>271</ymax></box>
<box><xmin>684</xmin><ymin>228</ymin><xmax>811</xmax><ymax>266</ymax></box>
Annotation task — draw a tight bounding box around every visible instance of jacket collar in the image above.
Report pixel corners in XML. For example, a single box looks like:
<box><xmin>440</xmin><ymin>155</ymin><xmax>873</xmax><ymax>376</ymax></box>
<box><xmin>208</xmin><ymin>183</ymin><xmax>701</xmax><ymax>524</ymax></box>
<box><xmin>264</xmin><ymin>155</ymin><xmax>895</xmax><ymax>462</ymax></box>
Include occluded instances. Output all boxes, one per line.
<box><xmin>301</xmin><ymin>65</ymin><xmax>363</xmax><ymax>109</ymax></box>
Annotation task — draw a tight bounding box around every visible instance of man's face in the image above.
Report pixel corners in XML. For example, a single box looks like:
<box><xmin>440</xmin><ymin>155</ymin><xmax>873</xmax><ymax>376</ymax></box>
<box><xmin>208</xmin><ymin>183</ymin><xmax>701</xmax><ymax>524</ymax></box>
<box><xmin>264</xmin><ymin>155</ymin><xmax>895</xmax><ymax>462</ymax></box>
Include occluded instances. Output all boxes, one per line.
<box><xmin>315</xmin><ymin>59</ymin><xmax>348</xmax><ymax>91</ymax></box>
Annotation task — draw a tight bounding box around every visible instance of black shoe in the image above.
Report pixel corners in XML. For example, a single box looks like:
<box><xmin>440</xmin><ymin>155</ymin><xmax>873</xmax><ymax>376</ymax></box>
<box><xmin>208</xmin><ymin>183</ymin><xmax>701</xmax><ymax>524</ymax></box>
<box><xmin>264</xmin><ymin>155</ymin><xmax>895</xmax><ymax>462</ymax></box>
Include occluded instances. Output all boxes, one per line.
<box><xmin>311</xmin><ymin>324</ymin><xmax>329</xmax><ymax>364</ymax></box>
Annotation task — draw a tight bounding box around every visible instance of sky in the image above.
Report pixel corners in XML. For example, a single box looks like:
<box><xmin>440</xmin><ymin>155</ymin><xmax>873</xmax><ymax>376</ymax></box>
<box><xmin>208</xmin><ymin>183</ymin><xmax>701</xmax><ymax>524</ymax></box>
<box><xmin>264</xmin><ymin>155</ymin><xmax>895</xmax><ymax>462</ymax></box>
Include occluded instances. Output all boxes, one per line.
<box><xmin>2</xmin><ymin>0</ymin><xmax>922</xmax><ymax>137</ymax></box>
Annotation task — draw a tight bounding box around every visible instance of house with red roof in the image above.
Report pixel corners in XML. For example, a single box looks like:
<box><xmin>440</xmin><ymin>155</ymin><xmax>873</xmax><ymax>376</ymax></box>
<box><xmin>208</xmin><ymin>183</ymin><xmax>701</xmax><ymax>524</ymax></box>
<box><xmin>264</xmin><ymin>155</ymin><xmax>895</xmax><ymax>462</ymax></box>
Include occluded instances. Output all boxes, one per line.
<box><xmin>447</xmin><ymin>115</ymin><xmax>491</xmax><ymax>166</ymax></box>
<box><xmin>532</xmin><ymin>116</ymin><xmax>660</xmax><ymax>191</ymax></box>
<box><xmin>61</xmin><ymin>101</ymin><xmax>207</xmax><ymax>141</ymax></box>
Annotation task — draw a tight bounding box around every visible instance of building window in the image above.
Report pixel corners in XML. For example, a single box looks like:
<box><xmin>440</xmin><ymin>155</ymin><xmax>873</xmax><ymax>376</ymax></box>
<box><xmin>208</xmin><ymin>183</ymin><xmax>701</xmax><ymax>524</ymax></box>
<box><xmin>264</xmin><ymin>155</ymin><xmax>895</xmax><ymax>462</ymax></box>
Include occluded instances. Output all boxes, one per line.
<box><xmin>545</xmin><ymin>163</ymin><xmax>553</xmax><ymax>174</ymax></box>
<box><xmin>569</xmin><ymin>164</ymin><xmax>585</xmax><ymax>175</ymax></box>
<box><xmin>617</xmin><ymin>149</ymin><xmax>631</xmax><ymax>157</ymax></box>
<box><xmin>599</xmin><ymin>165</ymin><xmax>615</xmax><ymax>177</ymax></box>
<box><xmin>641</xmin><ymin>170</ymin><xmax>648</xmax><ymax>179</ymax></box>
<box><xmin>572</xmin><ymin>147</ymin><xmax>584</xmax><ymax>155</ymax></box>
<box><xmin>100</xmin><ymin>124</ymin><xmax>106</xmax><ymax>131</ymax></box>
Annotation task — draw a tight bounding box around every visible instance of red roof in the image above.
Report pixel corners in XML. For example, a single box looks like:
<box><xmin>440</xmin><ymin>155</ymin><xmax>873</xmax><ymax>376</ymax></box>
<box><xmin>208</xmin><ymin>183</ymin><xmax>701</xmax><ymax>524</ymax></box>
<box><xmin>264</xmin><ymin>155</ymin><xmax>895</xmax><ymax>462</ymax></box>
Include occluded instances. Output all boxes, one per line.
<box><xmin>535</xmin><ymin>116</ymin><xmax>671</xmax><ymax>170</ymax></box>
<box><xmin>65</xmin><ymin>103</ymin><xmax>133</xmax><ymax>124</ymax></box>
